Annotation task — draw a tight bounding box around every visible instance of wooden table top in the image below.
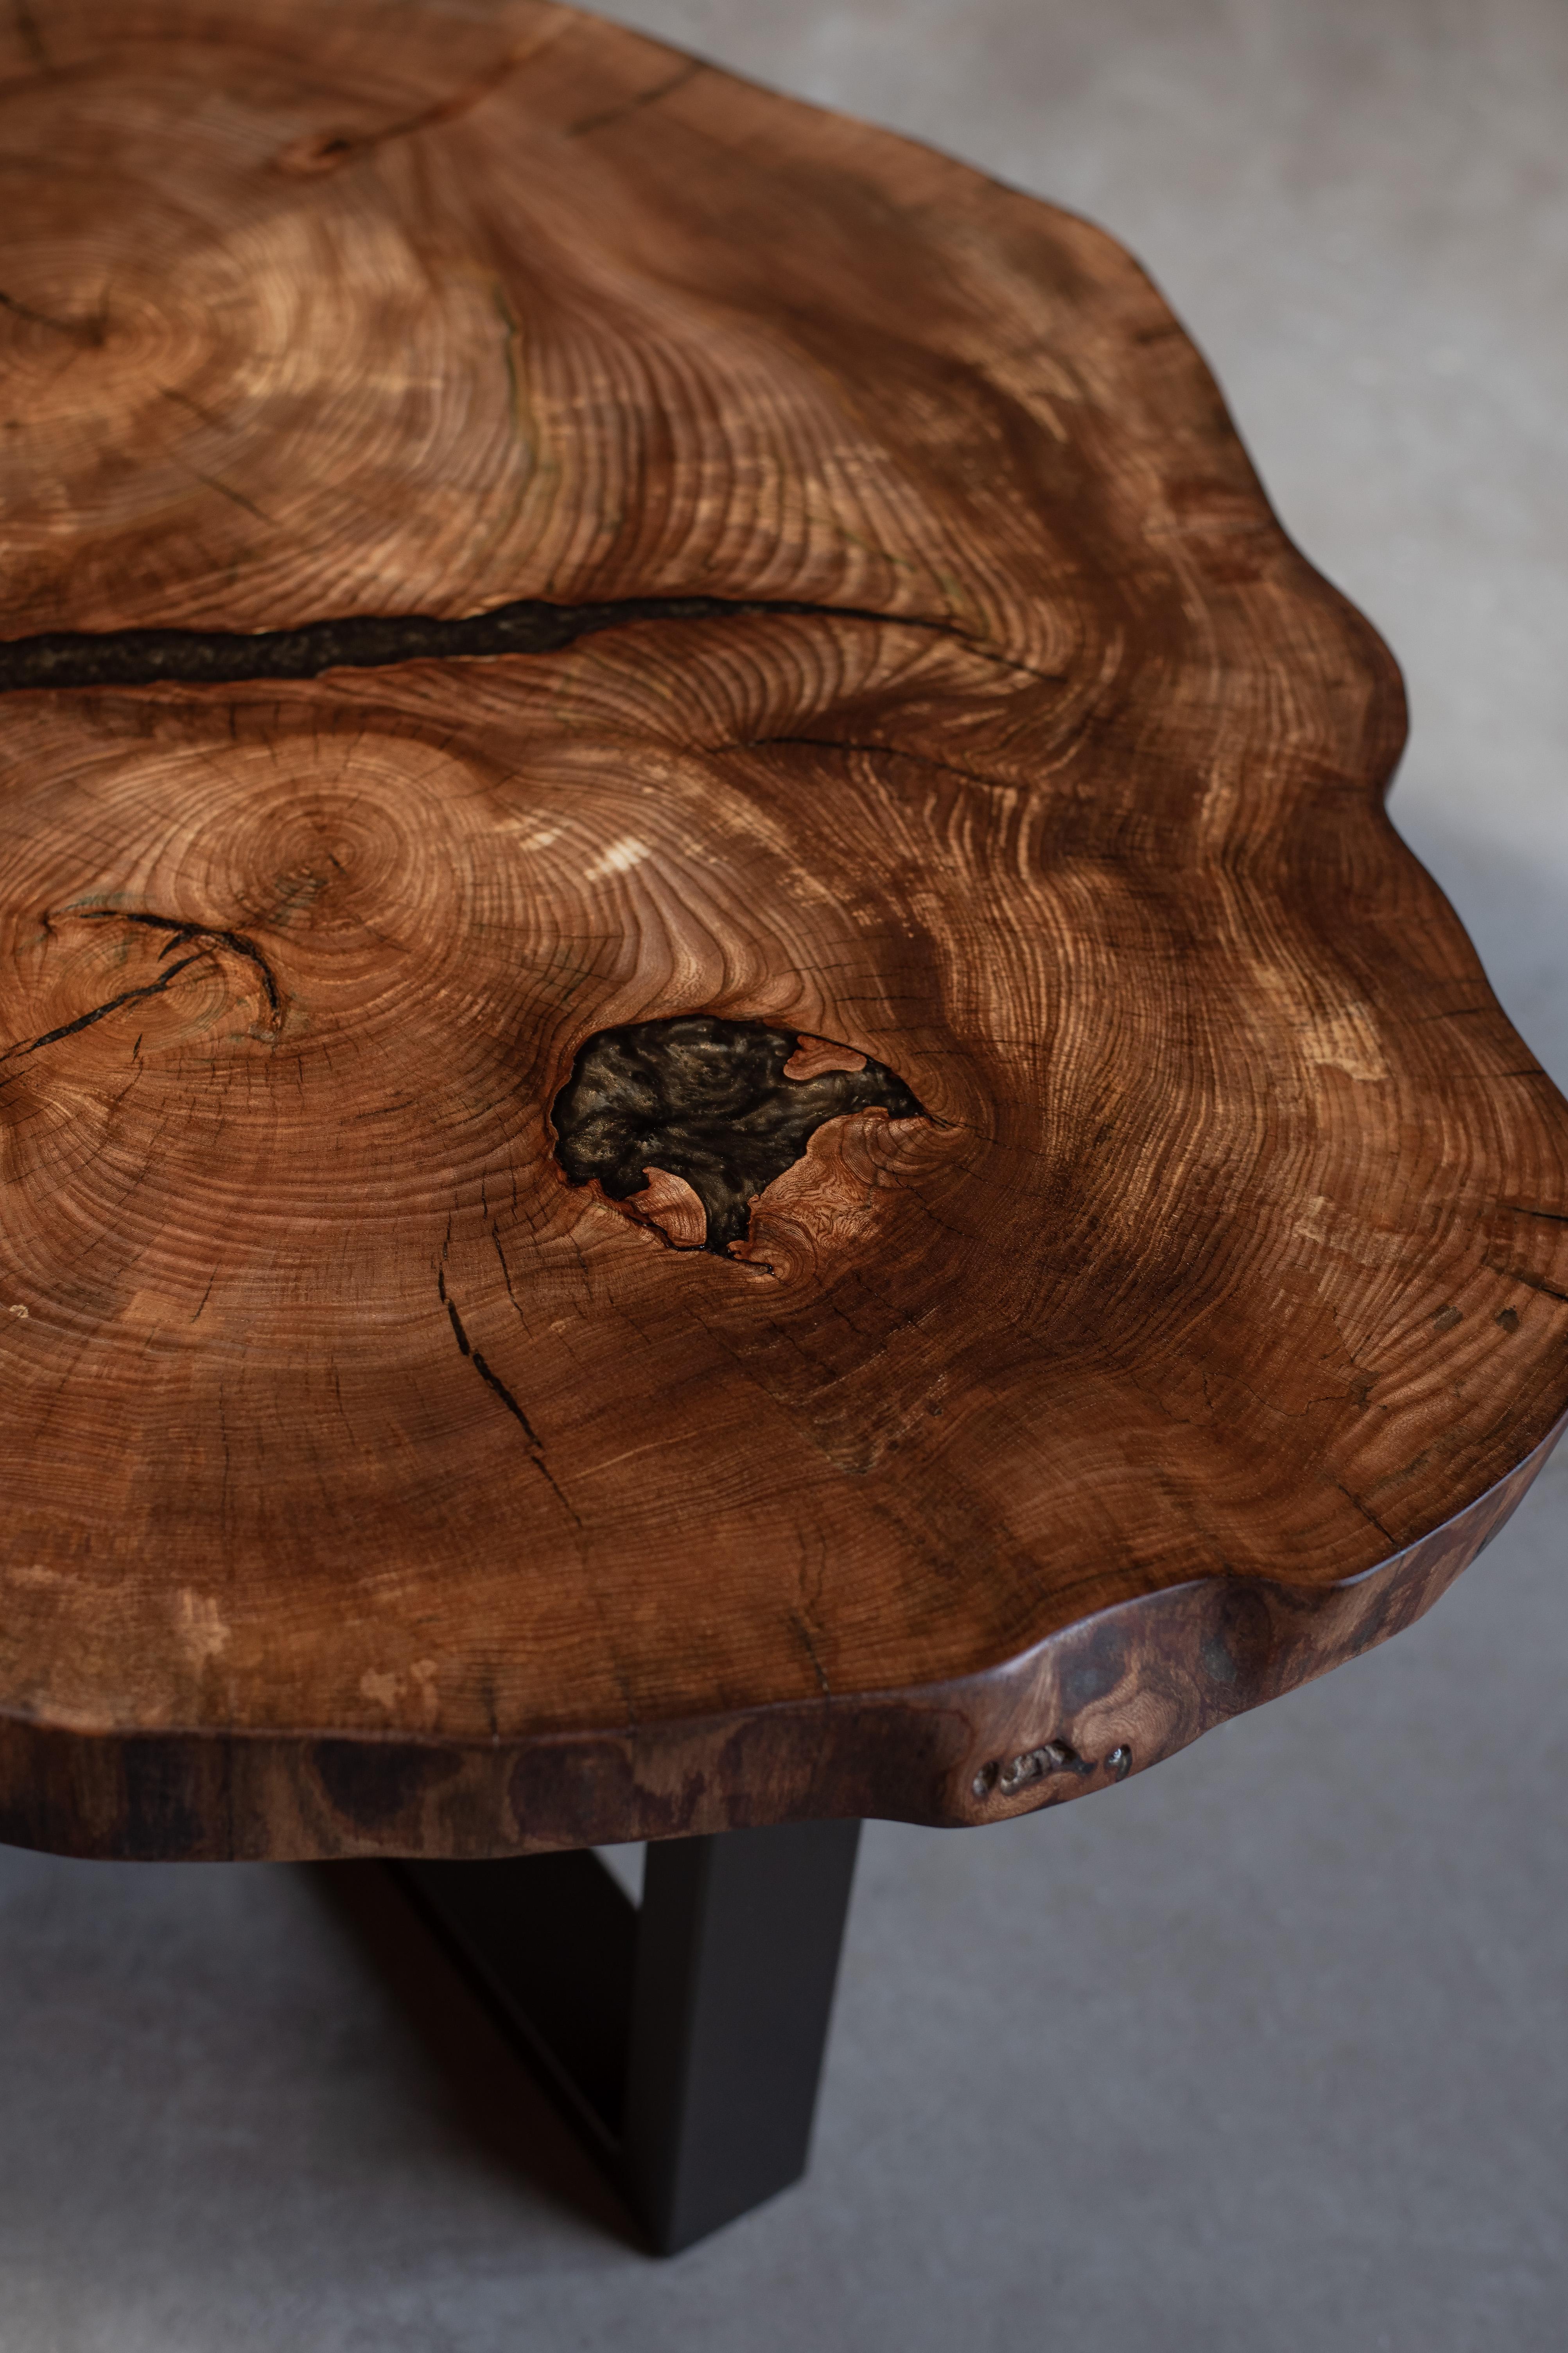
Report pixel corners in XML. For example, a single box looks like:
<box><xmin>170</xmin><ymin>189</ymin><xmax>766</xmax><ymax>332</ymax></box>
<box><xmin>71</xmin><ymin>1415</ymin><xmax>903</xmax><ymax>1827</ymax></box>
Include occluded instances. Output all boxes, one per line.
<box><xmin>3</xmin><ymin>0</ymin><xmax>1565</xmax><ymax>1861</ymax></box>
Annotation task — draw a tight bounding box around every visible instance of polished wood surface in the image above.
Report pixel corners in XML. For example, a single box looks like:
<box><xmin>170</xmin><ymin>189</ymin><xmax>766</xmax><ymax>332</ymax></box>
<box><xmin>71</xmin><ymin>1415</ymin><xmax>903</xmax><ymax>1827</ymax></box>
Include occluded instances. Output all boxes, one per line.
<box><xmin>3</xmin><ymin>0</ymin><xmax>1565</xmax><ymax>1860</ymax></box>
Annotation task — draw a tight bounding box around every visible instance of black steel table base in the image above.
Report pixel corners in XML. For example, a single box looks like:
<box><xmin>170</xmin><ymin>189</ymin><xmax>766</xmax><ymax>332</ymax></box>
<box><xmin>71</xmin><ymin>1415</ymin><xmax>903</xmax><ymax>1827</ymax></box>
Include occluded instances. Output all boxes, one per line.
<box><xmin>391</xmin><ymin>1817</ymin><xmax>861</xmax><ymax>2255</ymax></box>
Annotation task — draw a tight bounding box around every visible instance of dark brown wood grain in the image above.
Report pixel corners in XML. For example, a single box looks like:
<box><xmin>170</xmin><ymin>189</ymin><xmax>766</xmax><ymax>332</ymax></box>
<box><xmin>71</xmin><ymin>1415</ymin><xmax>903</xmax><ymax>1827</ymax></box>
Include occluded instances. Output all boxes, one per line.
<box><xmin>2</xmin><ymin>0</ymin><xmax>1565</xmax><ymax>1861</ymax></box>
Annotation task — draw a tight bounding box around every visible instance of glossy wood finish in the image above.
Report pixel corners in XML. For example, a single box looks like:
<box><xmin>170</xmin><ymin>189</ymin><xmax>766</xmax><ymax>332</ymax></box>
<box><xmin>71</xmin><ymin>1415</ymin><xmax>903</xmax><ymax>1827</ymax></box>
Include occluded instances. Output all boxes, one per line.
<box><xmin>2</xmin><ymin>0</ymin><xmax>1565</xmax><ymax>1861</ymax></box>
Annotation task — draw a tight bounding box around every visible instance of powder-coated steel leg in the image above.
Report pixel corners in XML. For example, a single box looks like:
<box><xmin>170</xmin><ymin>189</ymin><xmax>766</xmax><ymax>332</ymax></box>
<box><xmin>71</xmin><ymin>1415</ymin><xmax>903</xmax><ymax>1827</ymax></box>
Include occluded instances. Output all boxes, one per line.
<box><xmin>393</xmin><ymin>1816</ymin><xmax>861</xmax><ymax>2256</ymax></box>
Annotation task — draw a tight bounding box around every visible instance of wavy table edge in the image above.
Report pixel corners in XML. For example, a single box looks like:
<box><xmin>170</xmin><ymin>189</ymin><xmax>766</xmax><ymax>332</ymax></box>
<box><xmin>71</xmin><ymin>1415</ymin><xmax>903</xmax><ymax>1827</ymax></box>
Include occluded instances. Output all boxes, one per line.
<box><xmin>2</xmin><ymin>1415</ymin><xmax>1560</xmax><ymax>1862</ymax></box>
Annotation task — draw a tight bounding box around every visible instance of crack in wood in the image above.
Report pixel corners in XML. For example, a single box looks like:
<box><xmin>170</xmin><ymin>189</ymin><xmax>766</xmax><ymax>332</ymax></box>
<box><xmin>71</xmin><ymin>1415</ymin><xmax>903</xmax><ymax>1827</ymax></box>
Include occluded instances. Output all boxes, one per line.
<box><xmin>1484</xmin><ymin>1258</ymin><xmax>1568</xmax><ymax>1302</ymax></box>
<box><xmin>438</xmin><ymin>1272</ymin><xmax>580</xmax><ymax>1521</ymax></box>
<box><xmin>0</xmin><ymin>593</ymin><xmax>945</xmax><ymax>695</ymax></box>
<box><xmin>77</xmin><ymin>907</ymin><xmax>283</xmax><ymax>1020</ymax></box>
<box><xmin>272</xmin><ymin>11</ymin><xmax>574</xmax><ymax>176</ymax></box>
<box><xmin>469</xmin><ymin>1346</ymin><xmax>545</xmax><ymax>1449</ymax></box>
<box><xmin>568</xmin><ymin>60</ymin><xmax>706</xmax><ymax>137</ymax></box>
<box><xmin>0</xmin><ymin>950</ymin><xmax>206</xmax><ymax>1063</ymax></box>
<box><xmin>736</xmin><ymin>734</ymin><xmax>1012</xmax><ymax>796</ymax></box>
<box><xmin>0</xmin><ymin>906</ymin><xmax>285</xmax><ymax>1072</ymax></box>
<box><xmin>0</xmin><ymin>286</ymin><xmax>104</xmax><ymax>345</ymax></box>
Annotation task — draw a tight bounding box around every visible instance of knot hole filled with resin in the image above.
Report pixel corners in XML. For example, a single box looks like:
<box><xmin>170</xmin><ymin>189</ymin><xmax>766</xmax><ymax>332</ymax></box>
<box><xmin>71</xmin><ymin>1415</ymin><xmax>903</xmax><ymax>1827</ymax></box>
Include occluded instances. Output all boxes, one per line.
<box><xmin>551</xmin><ymin>1015</ymin><xmax>930</xmax><ymax>1258</ymax></box>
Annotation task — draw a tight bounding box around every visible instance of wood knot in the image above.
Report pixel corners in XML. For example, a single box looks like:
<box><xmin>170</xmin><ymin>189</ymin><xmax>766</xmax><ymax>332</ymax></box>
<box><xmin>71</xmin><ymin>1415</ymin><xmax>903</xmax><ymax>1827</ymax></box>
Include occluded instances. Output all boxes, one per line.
<box><xmin>551</xmin><ymin>1014</ymin><xmax>929</xmax><ymax>1260</ymax></box>
<box><xmin>971</xmin><ymin>1741</ymin><xmax>1131</xmax><ymax>1802</ymax></box>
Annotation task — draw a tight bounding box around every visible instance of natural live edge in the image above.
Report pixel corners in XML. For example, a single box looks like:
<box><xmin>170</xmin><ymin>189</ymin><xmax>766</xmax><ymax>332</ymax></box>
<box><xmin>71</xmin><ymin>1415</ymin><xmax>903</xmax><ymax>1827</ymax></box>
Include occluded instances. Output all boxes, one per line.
<box><xmin>0</xmin><ymin>1421</ymin><xmax>1554</xmax><ymax>1864</ymax></box>
<box><xmin>0</xmin><ymin>593</ymin><xmax>942</xmax><ymax>694</ymax></box>
<box><xmin>5</xmin><ymin>0</ymin><xmax>1566</xmax><ymax>1875</ymax></box>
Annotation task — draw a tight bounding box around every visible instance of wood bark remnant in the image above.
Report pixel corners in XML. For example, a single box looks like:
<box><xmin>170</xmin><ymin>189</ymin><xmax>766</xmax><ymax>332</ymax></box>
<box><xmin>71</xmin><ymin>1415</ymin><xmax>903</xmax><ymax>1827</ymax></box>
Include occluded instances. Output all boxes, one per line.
<box><xmin>1</xmin><ymin>0</ymin><xmax>1565</xmax><ymax>1860</ymax></box>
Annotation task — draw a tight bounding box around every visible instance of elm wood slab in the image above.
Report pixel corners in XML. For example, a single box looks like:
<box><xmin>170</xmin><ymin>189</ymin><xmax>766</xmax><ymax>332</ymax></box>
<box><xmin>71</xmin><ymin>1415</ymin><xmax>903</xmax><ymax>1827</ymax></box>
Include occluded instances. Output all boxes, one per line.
<box><xmin>1</xmin><ymin>0</ymin><xmax>1566</xmax><ymax>1867</ymax></box>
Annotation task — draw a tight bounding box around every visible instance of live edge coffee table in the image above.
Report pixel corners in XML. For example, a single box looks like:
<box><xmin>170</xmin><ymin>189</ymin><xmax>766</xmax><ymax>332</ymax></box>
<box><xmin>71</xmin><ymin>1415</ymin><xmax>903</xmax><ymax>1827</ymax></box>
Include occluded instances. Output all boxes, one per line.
<box><xmin>4</xmin><ymin>0</ymin><xmax>1566</xmax><ymax>2261</ymax></box>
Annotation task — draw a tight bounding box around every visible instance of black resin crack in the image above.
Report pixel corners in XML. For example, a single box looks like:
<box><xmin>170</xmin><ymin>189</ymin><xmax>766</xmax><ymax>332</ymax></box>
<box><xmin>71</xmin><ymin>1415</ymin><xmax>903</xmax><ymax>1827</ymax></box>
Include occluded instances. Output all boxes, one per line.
<box><xmin>0</xmin><ymin>908</ymin><xmax>285</xmax><ymax>1071</ymax></box>
<box><xmin>0</xmin><ymin>950</ymin><xmax>206</xmax><ymax>1061</ymax></box>
<box><xmin>0</xmin><ymin>593</ymin><xmax>940</xmax><ymax>695</ymax></box>
<box><xmin>551</xmin><ymin>1014</ymin><xmax>928</xmax><ymax>1256</ymax></box>
<box><xmin>77</xmin><ymin>908</ymin><xmax>282</xmax><ymax>1018</ymax></box>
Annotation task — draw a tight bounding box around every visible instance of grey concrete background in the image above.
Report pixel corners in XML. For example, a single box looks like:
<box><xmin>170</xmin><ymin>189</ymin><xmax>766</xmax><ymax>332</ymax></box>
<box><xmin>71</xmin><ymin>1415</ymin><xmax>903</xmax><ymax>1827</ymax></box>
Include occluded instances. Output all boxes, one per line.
<box><xmin>3</xmin><ymin>3</ymin><xmax>1565</xmax><ymax>2346</ymax></box>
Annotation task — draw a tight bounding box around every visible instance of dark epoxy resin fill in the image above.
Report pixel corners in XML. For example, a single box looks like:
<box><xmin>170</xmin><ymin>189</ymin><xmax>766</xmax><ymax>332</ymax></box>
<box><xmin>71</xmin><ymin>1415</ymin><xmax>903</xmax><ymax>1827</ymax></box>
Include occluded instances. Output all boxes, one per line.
<box><xmin>552</xmin><ymin>1015</ymin><xmax>927</xmax><ymax>1254</ymax></box>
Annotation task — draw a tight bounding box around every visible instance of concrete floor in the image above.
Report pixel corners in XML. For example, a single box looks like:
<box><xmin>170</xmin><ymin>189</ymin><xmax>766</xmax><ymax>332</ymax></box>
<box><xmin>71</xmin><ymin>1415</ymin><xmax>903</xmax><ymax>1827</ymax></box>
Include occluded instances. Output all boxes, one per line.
<box><xmin>4</xmin><ymin>2</ymin><xmax>1566</xmax><ymax>2346</ymax></box>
